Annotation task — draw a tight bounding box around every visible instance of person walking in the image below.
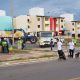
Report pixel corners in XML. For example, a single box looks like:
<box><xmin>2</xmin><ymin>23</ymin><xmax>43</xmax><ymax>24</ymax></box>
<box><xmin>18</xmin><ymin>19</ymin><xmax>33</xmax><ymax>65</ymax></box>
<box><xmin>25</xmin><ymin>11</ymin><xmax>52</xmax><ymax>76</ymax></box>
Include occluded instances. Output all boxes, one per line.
<box><xmin>21</xmin><ymin>37</ymin><xmax>26</xmax><ymax>50</ymax></box>
<box><xmin>69</xmin><ymin>39</ymin><xmax>75</xmax><ymax>58</ymax></box>
<box><xmin>50</xmin><ymin>39</ymin><xmax>54</xmax><ymax>50</ymax></box>
<box><xmin>57</xmin><ymin>39</ymin><xmax>66</xmax><ymax>60</ymax></box>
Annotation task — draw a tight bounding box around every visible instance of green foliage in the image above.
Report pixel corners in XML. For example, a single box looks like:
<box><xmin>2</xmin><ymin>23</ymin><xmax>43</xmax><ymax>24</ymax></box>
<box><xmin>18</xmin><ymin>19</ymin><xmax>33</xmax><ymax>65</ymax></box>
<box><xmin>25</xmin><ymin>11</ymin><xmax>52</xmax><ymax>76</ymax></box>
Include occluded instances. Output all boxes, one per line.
<box><xmin>76</xmin><ymin>40</ymin><xmax>80</xmax><ymax>47</ymax></box>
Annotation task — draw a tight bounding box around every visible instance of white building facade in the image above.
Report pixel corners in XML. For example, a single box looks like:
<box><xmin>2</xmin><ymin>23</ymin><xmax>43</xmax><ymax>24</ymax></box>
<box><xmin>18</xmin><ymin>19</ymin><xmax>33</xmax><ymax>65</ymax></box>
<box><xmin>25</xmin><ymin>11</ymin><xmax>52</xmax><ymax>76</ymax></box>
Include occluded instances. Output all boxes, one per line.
<box><xmin>13</xmin><ymin>15</ymin><xmax>28</xmax><ymax>32</ymax></box>
<box><xmin>29</xmin><ymin>7</ymin><xmax>44</xmax><ymax>16</ymax></box>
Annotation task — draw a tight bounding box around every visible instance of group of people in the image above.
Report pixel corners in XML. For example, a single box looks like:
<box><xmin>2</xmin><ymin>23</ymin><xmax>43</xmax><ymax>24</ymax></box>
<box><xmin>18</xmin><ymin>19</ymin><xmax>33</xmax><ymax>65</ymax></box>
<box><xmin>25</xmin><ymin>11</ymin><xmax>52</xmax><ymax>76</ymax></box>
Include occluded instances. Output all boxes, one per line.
<box><xmin>57</xmin><ymin>39</ymin><xmax>75</xmax><ymax>60</ymax></box>
<box><xmin>50</xmin><ymin>38</ymin><xmax>75</xmax><ymax>60</ymax></box>
<box><xmin>0</xmin><ymin>37</ymin><xmax>26</xmax><ymax>53</ymax></box>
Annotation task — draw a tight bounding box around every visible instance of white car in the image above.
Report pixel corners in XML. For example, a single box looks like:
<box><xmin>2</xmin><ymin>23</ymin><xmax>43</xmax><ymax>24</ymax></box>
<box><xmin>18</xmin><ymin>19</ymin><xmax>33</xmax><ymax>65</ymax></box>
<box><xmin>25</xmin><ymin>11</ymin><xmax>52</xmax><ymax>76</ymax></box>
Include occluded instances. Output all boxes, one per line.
<box><xmin>38</xmin><ymin>31</ymin><xmax>57</xmax><ymax>47</ymax></box>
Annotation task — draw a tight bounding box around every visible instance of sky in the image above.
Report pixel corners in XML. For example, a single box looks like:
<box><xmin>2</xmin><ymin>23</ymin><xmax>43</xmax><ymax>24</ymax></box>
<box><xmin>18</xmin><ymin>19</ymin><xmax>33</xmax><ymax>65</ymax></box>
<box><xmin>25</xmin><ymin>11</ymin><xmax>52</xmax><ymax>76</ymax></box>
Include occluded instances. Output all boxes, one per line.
<box><xmin>0</xmin><ymin>0</ymin><xmax>80</xmax><ymax>20</ymax></box>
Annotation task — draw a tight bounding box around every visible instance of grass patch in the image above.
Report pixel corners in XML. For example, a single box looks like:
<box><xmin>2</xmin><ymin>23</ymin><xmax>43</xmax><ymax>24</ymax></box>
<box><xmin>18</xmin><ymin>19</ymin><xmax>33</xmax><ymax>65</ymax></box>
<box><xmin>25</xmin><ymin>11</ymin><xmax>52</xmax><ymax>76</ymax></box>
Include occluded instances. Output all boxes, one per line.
<box><xmin>0</xmin><ymin>54</ymin><xmax>57</xmax><ymax>63</ymax></box>
<box><xmin>39</xmin><ymin>54</ymin><xmax>56</xmax><ymax>58</ymax></box>
<box><xmin>10</xmin><ymin>49</ymin><xmax>31</xmax><ymax>54</ymax></box>
<box><xmin>0</xmin><ymin>58</ymin><xmax>27</xmax><ymax>62</ymax></box>
<box><xmin>28</xmin><ymin>57</ymin><xmax>38</xmax><ymax>59</ymax></box>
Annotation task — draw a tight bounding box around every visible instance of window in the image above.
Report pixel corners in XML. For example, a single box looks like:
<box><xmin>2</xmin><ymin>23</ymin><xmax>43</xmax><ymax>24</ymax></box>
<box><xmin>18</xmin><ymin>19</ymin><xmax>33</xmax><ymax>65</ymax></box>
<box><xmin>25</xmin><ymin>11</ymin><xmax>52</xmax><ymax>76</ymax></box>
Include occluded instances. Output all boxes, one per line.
<box><xmin>27</xmin><ymin>19</ymin><xmax>30</xmax><ymax>22</ymax></box>
<box><xmin>37</xmin><ymin>18</ymin><xmax>40</xmax><ymax>21</ymax></box>
<box><xmin>38</xmin><ymin>25</ymin><xmax>40</xmax><ymax>28</ymax></box>
<box><xmin>45</xmin><ymin>17</ymin><xmax>49</xmax><ymax>21</ymax></box>
<box><xmin>77</xmin><ymin>22</ymin><xmax>80</xmax><ymax>25</ymax></box>
<box><xmin>41</xmin><ymin>32</ymin><xmax>52</xmax><ymax>37</ymax></box>
<box><xmin>61</xmin><ymin>25</ymin><xmax>63</xmax><ymax>28</ymax></box>
<box><xmin>72</xmin><ymin>23</ymin><xmax>74</xmax><ymax>25</ymax></box>
<box><xmin>61</xmin><ymin>19</ymin><xmax>63</xmax><ymax>22</ymax></box>
<box><xmin>45</xmin><ymin>24</ymin><xmax>49</xmax><ymax>27</ymax></box>
<box><xmin>28</xmin><ymin>26</ymin><xmax>30</xmax><ymax>28</ymax></box>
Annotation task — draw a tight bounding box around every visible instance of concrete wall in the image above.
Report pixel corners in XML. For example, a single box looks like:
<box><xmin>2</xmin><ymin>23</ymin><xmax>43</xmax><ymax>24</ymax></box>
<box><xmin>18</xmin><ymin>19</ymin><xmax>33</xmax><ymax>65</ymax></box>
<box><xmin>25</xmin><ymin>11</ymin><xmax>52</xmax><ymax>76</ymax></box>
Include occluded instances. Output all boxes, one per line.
<box><xmin>14</xmin><ymin>15</ymin><xmax>28</xmax><ymax>32</ymax></box>
<box><xmin>29</xmin><ymin>16</ymin><xmax>43</xmax><ymax>32</ymax></box>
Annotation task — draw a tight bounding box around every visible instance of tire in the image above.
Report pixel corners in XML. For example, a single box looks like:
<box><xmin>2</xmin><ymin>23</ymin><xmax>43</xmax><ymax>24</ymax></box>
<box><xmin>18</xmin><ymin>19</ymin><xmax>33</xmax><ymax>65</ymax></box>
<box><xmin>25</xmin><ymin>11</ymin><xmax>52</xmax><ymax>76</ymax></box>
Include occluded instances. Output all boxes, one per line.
<box><xmin>30</xmin><ymin>36</ymin><xmax>37</xmax><ymax>44</ymax></box>
<box><xmin>39</xmin><ymin>45</ymin><xmax>43</xmax><ymax>48</ymax></box>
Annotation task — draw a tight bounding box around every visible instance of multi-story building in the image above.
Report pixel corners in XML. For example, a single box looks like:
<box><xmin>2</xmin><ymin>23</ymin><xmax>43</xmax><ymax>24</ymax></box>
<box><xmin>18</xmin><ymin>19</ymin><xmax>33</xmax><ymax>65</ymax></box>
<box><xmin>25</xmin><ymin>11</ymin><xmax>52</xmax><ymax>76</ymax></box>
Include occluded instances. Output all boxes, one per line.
<box><xmin>50</xmin><ymin>17</ymin><xmax>65</xmax><ymax>35</ymax></box>
<box><xmin>27</xmin><ymin>16</ymin><xmax>44</xmax><ymax>34</ymax></box>
<box><xmin>64</xmin><ymin>21</ymin><xmax>80</xmax><ymax>36</ymax></box>
<box><xmin>64</xmin><ymin>21</ymin><xmax>74</xmax><ymax>34</ymax></box>
<box><xmin>71</xmin><ymin>21</ymin><xmax>80</xmax><ymax>36</ymax></box>
<box><xmin>13</xmin><ymin>15</ymin><xmax>66</xmax><ymax>36</ymax></box>
<box><xmin>13</xmin><ymin>15</ymin><xmax>45</xmax><ymax>35</ymax></box>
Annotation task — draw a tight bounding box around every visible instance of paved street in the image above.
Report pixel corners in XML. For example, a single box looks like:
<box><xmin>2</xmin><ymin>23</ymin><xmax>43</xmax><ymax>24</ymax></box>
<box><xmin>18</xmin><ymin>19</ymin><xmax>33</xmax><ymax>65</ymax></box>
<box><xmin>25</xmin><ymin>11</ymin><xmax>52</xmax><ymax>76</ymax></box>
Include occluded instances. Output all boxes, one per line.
<box><xmin>0</xmin><ymin>58</ymin><xmax>80</xmax><ymax>80</ymax></box>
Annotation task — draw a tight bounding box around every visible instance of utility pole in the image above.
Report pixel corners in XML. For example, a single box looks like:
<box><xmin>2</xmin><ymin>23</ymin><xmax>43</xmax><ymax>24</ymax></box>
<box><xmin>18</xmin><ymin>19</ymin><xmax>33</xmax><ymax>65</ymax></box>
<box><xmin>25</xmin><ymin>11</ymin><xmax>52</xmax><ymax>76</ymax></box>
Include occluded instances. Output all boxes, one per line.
<box><xmin>10</xmin><ymin>0</ymin><xmax>14</xmax><ymax>46</ymax></box>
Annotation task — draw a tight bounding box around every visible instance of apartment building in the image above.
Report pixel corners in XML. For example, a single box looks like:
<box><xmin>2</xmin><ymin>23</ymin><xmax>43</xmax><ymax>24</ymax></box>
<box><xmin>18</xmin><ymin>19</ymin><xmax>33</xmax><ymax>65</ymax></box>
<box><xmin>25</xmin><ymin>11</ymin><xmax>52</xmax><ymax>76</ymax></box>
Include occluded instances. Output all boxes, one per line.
<box><xmin>64</xmin><ymin>21</ymin><xmax>74</xmax><ymax>34</ymax></box>
<box><xmin>13</xmin><ymin>15</ymin><xmax>66</xmax><ymax>36</ymax></box>
<box><xmin>71</xmin><ymin>21</ymin><xmax>80</xmax><ymax>36</ymax></box>
<box><xmin>27</xmin><ymin>16</ymin><xmax>44</xmax><ymax>35</ymax></box>
<box><xmin>13</xmin><ymin>15</ymin><xmax>45</xmax><ymax>35</ymax></box>
<box><xmin>50</xmin><ymin>17</ymin><xmax>65</xmax><ymax>35</ymax></box>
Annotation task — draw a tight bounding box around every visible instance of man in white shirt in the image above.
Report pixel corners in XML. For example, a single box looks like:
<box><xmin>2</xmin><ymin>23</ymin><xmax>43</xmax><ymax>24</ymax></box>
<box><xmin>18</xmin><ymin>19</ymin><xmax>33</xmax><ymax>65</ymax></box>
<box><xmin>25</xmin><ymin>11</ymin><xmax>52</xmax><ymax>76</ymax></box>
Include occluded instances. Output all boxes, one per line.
<box><xmin>69</xmin><ymin>39</ymin><xmax>75</xmax><ymax>58</ymax></box>
<box><xmin>57</xmin><ymin>39</ymin><xmax>63</xmax><ymax>59</ymax></box>
<box><xmin>57</xmin><ymin>39</ymin><xmax>66</xmax><ymax>60</ymax></box>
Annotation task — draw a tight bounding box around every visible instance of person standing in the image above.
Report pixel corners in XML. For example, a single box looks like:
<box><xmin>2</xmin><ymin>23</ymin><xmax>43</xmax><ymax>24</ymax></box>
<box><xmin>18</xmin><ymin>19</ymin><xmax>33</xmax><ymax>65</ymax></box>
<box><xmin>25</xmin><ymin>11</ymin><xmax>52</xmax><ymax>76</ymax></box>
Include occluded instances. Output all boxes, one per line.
<box><xmin>69</xmin><ymin>39</ymin><xmax>75</xmax><ymax>58</ymax></box>
<box><xmin>17</xmin><ymin>38</ymin><xmax>23</xmax><ymax>49</ymax></box>
<box><xmin>50</xmin><ymin>39</ymin><xmax>54</xmax><ymax>50</ymax></box>
<box><xmin>57</xmin><ymin>39</ymin><xmax>62</xmax><ymax>59</ymax></box>
<box><xmin>22</xmin><ymin>39</ymin><xmax>26</xmax><ymax>50</ymax></box>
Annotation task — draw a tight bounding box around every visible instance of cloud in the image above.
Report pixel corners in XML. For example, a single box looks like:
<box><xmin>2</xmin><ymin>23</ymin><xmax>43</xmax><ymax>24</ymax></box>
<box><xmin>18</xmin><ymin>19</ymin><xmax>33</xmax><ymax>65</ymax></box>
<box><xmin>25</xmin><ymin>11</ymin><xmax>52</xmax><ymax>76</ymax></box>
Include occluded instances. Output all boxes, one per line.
<box><xmin>1</xmin><ymin>0</ymin><xmax>80</xmax><ymax>20</ymax></box>
<box><xmin>45</xmin><ymin>7</ymin><xmax>67</xmax><ymax>17</ymax></box>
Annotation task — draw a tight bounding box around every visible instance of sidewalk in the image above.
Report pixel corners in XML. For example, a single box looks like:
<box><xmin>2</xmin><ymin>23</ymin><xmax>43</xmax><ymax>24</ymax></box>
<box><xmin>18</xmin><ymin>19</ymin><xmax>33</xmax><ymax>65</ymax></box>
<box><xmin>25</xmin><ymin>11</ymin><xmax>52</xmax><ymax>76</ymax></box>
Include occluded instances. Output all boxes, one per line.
<box><xmin>0</xmin><ymin>49</ymin><xmax>58</xmax><ymax>67</ymax></box>
<box><xmin>0</xmin><ymin>46</ymin><xmax>71</xmax><ymax>67</ymax></box>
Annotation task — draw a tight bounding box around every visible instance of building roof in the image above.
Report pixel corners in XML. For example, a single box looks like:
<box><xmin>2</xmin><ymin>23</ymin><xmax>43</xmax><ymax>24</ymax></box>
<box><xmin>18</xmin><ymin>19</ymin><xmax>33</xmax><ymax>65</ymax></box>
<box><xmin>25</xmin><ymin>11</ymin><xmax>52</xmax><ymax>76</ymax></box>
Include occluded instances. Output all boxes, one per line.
<box><xmin>72</xmin><ymin>21</ymin><xmax>80</xmax><ymax>22</ymax></box>
<box><xmin>53</xmin><ymin>17</ymin><xmax>64</xmax><ymax>19</ymax></box>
